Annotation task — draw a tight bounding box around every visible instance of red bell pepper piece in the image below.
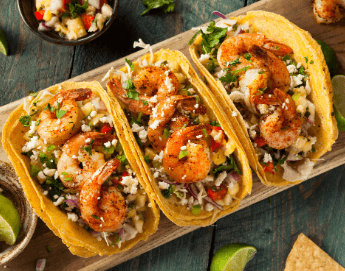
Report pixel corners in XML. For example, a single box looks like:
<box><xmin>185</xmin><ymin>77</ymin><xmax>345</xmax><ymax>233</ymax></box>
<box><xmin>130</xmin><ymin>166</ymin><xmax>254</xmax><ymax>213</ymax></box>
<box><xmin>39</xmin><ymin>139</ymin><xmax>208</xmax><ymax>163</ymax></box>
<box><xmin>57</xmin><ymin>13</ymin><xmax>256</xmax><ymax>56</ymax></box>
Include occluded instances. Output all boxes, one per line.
<box><xmin>207</xmin><ymin>184</ymin><xmax>227</xmax><ymax>201</ymax></box>
<box><xmin>263</xmin><ymin>162</ymin><xmax>275</xmax><ymax>174</ymax></box>
<box><xmin>210</xmin><ymin>126</ymin><xmax>224</xmax><ymax>151</ymax></box>
<box><xmin>100</xmin><ymin>123</ymin><xmax>112</xmax><ymax>134</ymax></box>
<box><xmin>35</xmin><ymin>10</ymin><xmax>45</xmax><ymax>21</ymax></box>
<box><xmin>254</xmin><ymin>136</ymin><xmax>266</xmax><ymax>148</ymax></box>
<box><xmin>81</xmin><ymin>14</ymin><xmax>95</xmax><ymax>30</ymax></box>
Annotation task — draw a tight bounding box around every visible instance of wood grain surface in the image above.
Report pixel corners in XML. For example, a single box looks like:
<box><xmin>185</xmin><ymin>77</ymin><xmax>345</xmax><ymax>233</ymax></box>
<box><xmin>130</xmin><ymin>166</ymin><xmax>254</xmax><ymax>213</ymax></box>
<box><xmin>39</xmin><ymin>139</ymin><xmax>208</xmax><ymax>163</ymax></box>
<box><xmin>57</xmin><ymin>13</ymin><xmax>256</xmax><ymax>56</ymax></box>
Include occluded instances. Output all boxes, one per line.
<box><xmin>0</xmin><ymin>0</ymin><xmax>345</xmax><ymax>270</ymax></box>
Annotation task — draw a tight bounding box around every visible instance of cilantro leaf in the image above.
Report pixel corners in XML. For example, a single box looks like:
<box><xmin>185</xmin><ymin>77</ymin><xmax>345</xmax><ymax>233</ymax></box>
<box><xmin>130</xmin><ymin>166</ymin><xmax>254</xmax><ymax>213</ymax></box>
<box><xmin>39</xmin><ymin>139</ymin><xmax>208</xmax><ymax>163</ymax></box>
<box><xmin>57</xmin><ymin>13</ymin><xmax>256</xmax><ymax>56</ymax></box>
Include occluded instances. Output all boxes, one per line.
<box><xmin>213</xmin><ymin>155</ymin><xmax>241</xmax><ymax>175</ymax></box>
<box><xmin>200</xmin><ymin>21</ymin><xmax>227</xmax><ymax>54</ymax></box>
<box><xmin>56</xmin><ymin>110</ymin><xmax>67</xmax><ymax>119</ymax></box>
<box><xmin>144</xmin><ymin>155</ymin><xmax>150</xmax><ymax>164</ymax></box>
<box><xmin>178</xmin><ymin>150</ymin><xmax>188</xmax><ymax>159</ymax></box>
<box><xmin>69</xmin><ymin>0</ymin><xmax>88</xmax><ymax>19</ymax></box>
<box><xmin>19</xmin><ymin>115</ymin><xmax>32</xmax><ymax>127</ymax></box>
<box><xmin>141</xmin><ymin>0</ymin><xmax>175</xmax><ymax>16</ymax></box>
<box><xmin>29</xmin><ymin>165</ymin><xmax>41</xmax><ymax>177</ymax></box>
<box><xmin>210</xmin><ymin>120</ymin><xmax>221</xmax><ymax>127</ymax></box>
<box><xmin>125</xmin><ymin>58</ymin><xmax>134</xmax><ymax>70</ymax></box>
<box><xmin>126</xmin><ymin>90</ymin><xmax>139</xmax><ymax>100</ymax></box>
<box><xmin>82</xmin><ymin>139</ymin><xmax>94</xmax><ymax>156</ymax></box>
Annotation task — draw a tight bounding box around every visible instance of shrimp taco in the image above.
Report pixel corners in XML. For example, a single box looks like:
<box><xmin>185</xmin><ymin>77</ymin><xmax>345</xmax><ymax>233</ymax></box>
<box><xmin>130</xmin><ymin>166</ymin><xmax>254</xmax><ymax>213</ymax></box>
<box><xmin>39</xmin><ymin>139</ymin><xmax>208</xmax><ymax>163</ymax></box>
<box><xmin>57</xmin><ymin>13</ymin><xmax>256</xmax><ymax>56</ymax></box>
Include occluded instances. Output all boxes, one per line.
<box><xmin>2</xmin><ymin>81</ymin><xmax>160</xmax><ymax>256</ymax></box>
<box><xmin>189</xmin><ymin>11</ymin><xmax>338</xmax><ymax>186</ymax></box>
<box><xmin>104</xmin><ymin>48</ymin><xmax>252</xmax><ymax>226</ymax></box>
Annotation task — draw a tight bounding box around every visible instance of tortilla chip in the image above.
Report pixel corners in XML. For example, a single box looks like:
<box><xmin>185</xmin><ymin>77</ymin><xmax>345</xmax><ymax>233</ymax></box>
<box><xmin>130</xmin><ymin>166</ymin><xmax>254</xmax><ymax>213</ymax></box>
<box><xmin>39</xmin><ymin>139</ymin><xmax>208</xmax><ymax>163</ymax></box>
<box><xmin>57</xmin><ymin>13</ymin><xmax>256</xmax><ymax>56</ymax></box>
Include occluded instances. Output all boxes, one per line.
<box><xmin>2</xmin><ymin>81</ymin><xmax>160</xmax><ymax>256</ymax></box>
<box><xmin>106</xmin><ymin>49</ymin><xmax>252</xmax><ymax>226</ymax></box>
<box><xmin>284</xmin><ymin>233</ymin><xmax>345</xmax><ymax>271</ymax></box>
<box><xmin>189</xmin><ymin>11</ymin><xmax>338</xmax><ymax>187</ymax></box>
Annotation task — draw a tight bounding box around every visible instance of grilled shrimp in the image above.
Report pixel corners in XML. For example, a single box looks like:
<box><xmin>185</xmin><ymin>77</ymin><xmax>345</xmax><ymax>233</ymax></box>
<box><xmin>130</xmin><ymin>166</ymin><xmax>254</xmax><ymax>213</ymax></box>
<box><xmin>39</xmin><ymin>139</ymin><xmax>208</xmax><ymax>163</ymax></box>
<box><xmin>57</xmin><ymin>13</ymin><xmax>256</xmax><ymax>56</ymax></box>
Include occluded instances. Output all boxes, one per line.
<box><xmin>217</xmin><ymin>33</ymin><xmax>292</xmax><ymax>92</ymax></box>
<box><xmin>108</xmin><ymin>78</ymin><xmax>154</xmax><ymax>115</ymax></box>
<box><xmin>313</xmin><ymin>0</ymin><xmax>345</xmax><ymax>24</ymax></box>
<box><xmin>249</xmin><ymin>44</ymin><xmax>291</xmax><ymax>92</ymax></box>
<box><xmin>37</xmin><ymin>88</ymin><xmax>92</xmax><ymax>145</ymax></box>
<box><xmin>80</xmin><ymin>159</ymin><xmax>128</xmax><ymax>232</ymax></box>
<box><xmin>57</xmin><ymin>132</ymin><xmax>115</xmax><ymax>190</ymax></box>
<box><xmin>148</xmin><ymin>95</ymin><xmax>207</xmax><ymax>151</ymax></box>
<box><xmin>163</xmin><ymin>124</ymin><xmax>212</xmax><ymax>183</ymax></box>
<box><xmin>259</xmin><ymin>89</ymin><xmax>302</xmax><ymax>149</ymax></box>
<box><xmin>132</xmin><ymin>66</ymin><xmax>179</xmax><ymax>101</ymax></box>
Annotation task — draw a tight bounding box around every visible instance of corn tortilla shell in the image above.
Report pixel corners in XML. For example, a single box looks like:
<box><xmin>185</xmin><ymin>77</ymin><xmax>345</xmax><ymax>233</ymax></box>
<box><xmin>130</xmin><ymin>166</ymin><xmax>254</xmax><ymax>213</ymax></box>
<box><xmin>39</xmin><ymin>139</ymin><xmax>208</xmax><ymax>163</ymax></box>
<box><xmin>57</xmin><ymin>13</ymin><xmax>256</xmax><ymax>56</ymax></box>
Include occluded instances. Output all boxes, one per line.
<box><xmin>106</xmin><ymin>49</ymin><xmax>252</xmax><ymax>226</ymax></box>
<box><xmin>190</xmin><ymin>11</ymin><xmax>338</xmax><ymax>187</ymax></box>
<box><xmin>2</xmin><ymin>81</ymin><xmax>160</xmax><ymax>256</ymax></box>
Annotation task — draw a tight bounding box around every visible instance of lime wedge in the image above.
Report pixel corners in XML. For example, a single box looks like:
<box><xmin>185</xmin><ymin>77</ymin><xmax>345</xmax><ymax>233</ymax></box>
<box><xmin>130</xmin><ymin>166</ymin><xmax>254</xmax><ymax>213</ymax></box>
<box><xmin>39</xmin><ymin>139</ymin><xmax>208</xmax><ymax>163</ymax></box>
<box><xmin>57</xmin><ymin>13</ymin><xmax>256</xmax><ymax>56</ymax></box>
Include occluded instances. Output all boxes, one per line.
<box><xmin>333</xmin><ymin>75</ymin><xmax>345</xmax><ymax>131</ymax></box>
<box><xmin>316</xmin><ymin>40</ymin><xmax>338</xmax><ymax>76</ymax></box>
<box><xmin>0</xmin><ymin>28</ymin><xmax>9</xmax><ymax>56</ymax></box>
<box><xmin>0</xmin><ymin>194</ymin><xmax>21</xmax><ymax>245</ymax></box>
<box><xmin>210</xmin><ymin>243</ymin><xmax>257</xmax><ymax>271</ymax></box>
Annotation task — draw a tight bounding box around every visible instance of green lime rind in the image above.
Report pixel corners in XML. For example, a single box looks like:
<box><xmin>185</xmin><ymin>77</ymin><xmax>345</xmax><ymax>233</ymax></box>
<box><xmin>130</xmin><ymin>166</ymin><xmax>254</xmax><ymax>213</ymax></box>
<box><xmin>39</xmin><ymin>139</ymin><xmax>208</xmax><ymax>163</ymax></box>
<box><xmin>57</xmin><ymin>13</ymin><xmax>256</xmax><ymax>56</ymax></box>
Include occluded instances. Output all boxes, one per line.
<box><xmin>316</xmin><ymin>40</ymin><xmax>338</xmax><ymax>76</ymax></box>
<box><xmin>210</xmin><ymin>243</ymin><xmax>257</xmax><ymax>271</ymax></box>
<box><xmin>0</xmin><ymin>194</ymin><xmax>21</xmax><ymax>245</ymax></box>
<box><xmin>332</xmin><ymin>75</ymin><xmax>345</xmax><ymax>131</ymax></box>
<box><xmin>0</xmin><ymin>28</ymin><xmax>9</xmax><ymax>56</ymax></box>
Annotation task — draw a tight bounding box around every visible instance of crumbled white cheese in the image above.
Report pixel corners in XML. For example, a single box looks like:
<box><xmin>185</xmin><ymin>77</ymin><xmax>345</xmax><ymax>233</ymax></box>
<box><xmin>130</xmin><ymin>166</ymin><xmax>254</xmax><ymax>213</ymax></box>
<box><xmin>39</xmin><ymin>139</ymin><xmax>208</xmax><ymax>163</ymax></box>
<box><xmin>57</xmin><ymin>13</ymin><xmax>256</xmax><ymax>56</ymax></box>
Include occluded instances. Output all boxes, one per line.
<box><xmin>263</xmin><ymin>153</ymin><xmax>273</xmax><ymax>163</ymax></box>
<box><xmin>202</xmin><ymin>175</ymin><xmax>215</xmax><ymax>183</ymax></box>
<box><xmin>138</xmin><ymin>129</ymin><xmax>148</xmax><ymax>142</ymax></box>
<box><xmin>257</xmin><ymin>104</ymin><xmax>269</xmax><ymax>114</ymax></box>
<box><xmin>150</xmin><ymin>119</ymin><xmax>161</xmax><ymax>130</ymax></box>
<box><xmin>81</xmin><ymin>124</ymin><xmax>91</xmax><ymax>132</ymax></box>
<box><xmin>85</xmin><ymin>138</ymin><xmax>91</xmax><ymax>143</ymax></box>
<box><xmin>53</xmin><ymin>196</ymin><xmax>65</xmax><ymax>206</ymax></box>
<box><xmin>180</xmin><ymin>146</ymin><xmax>187</xmax><ymax>150</ymax></box>
<box><xmin>28</xmin><ymin>121</ymin><xmax>36</xmax><ymax>135</ymax></box>
<box><xmin>296</xmin><ymin>62</ymin><xmax>302</xmax><ymax>69</ymax></box>
<box><xmin>54</xmin><ymin>150</ymin><xmax>62</xmax><ymax>158</ymax></box>
<box><xmin>281</xmin><ymin>159</ymin><xmax>314</xmax><ymax>182</ymax></box>
<box><xmin>43</xmin><ymin>168</ymin><xmax>56</xmax><ymax>177</ymax></box>
<box><xmin>43</xmin><ymin>190</ymin><xmax>48</xmax><ymax>195</ymax></box>
<box><xmin>121</xmin><ymin>176</ymin><xmax>139</xmax><ymax>194</ymax></box>
<box><xmin>199</xmin><ymin>54</ymin><xmax>210</xmax><ymax>66</ymax></box>
<box><xmin>158</xmin><ymin>181</ymin><xmax>170</xmax><ymax>190</ymax></box>
<box><xmin>290</xmin><ymin>76</ymin><xmax>303</xmax><ymax>89</ymax></box>
<box><xmin>287</xmin><ymin>64</ymin><xmax>298</xmax><ymax>74</ymax></box>
<box><xmin>164</xmin><ymin>70</ymin><xmax>175</xmax><ymax>93</ymax></box>
<box><xmin>90</xmin><ymin>111</ymin><xmax>97</xmax><ymax>117</ymax></box>
<box><xmin>131</xmin><ymin>123</ymin><xmax>144</xmax><ymax>132</ymax></box>
<box><xmin>37</xmin><ymin>171</ymin><xmax>46</xmax><ymax>182</ymax></box>
<box><xmin>112</xmin><ymin>139</ymin><xmax>118</xmax><ymax>146</ymax></box>
<box><xmin>215</xmin><ymin>171</ymin><xmax>228</xmax><ymax>186</ymax></box>
<box><xmin>205</xmin><ymin>203</ymin><xmax>214</xmax><ymax>211</ymax></box>
<box><xmin>153</xmin><ymin>151</ymin><xmax>164</xmax><ymax>163</ymax></box>
<box><xmin>67</xmin><ymin>212</ymin><xmax>79</xmax><ymax>222</ymax></box>
<box><xmin>150</xmin><ymin>95</ymin><xmax>157</xmax><ymax>103</ymax></box>
<box><xmin>305</xmin><ymin>80</ymin><xmax>311</xmax><ymax>94</ymax></box>
<box><xmin>22</xmin><ymin>136</ymin><xmax>40</xmax><ymax>152</ymax></box>
<box><xmin>104</xmin><ymin>141</ymin><xmax>111</xmax><ymax>148</ymax></box>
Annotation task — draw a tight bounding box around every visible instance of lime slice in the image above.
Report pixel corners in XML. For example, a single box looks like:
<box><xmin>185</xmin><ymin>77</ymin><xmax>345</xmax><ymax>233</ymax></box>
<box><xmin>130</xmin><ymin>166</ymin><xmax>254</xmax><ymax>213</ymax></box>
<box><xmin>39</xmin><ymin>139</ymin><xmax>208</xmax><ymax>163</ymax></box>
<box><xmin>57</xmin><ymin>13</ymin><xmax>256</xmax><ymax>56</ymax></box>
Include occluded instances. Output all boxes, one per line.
<box><xmin>332</xmin><ymin>75</ymin><xmax>345</xmax><ymax>131</ymax></box>
<box><xmin>0</xmin><ymin>194</ymin><xmax>21</xmax><ymax>245</ymax></box>
<box><xmin>210</xmin><ymin>243</ymin><xmax>257</xmax><ymax>271</ymax></box>
<box><xmin>316</xmin><ymin>40</ymin><xmax>338</xmax><ymax>76</ymax></box>
<box><xmin>0</xmin><ymin>28</ymin><xmax>9</xmax><ymax>56</ymax></box>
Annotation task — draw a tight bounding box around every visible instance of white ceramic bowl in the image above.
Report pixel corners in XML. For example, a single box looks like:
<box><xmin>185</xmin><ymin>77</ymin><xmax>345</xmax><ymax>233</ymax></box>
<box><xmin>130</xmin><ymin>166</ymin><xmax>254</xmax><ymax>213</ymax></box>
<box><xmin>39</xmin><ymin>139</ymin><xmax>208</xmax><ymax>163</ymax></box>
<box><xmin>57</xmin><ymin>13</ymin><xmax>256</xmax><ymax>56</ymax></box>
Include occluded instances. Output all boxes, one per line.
<box><xmin>0</xmin><ymin>160</ymin><xmax>37</xmax><ymax>265</ymax></box>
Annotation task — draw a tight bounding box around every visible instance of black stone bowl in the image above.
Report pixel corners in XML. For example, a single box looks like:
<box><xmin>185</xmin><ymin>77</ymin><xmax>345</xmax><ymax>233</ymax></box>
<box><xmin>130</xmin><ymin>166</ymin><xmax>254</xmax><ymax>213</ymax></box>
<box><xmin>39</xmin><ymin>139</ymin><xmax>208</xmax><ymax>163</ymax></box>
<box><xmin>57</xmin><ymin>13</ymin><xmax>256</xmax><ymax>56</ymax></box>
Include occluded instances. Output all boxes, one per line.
<box><xmin>17</xmin><ymin>0</ymin><xmax>119</xmax><ymax>46</ymax></box>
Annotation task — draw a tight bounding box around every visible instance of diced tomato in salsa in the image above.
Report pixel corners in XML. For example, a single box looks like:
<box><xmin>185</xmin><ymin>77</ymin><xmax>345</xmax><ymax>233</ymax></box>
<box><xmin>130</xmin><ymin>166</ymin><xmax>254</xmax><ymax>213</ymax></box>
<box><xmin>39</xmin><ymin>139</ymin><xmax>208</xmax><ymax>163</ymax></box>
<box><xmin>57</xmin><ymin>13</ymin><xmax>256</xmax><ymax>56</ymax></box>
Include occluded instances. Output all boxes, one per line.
<box><xmin>35</xmin><ymin>10</ymin><xmax>45</xmax><ymax>21</ymax></box>
<box><xmin>207</xmin><ymin>184</ymin><xmax>227</xmax><ymax>201</ymax></box>
<box><xmin>112</xmin><ymin>171</ymin><xmax>128</xmax><ymax>185</ymax></box>
<box><xmin>263</xmin><ymin>162</ymin><xmax>274</xmax><ymax>174</ymax></box>
<box><xmin>210</xmin><ymin>138</ymin><xmax>222</xmax><ymax>151</ymax></box>
<box><xmin>81</xmin><ymin>14</ymin><xmax>95</xmax><ymax>30</ymax></box>
<box><xmin>254</xmin><ymin>136</ymin><xmax>266</xmax><ymax>148</ymax></box>
<box><xmin>100</xmin><ymin>123</ymin><xmax>112</xmax><ymax>134</ymax></box>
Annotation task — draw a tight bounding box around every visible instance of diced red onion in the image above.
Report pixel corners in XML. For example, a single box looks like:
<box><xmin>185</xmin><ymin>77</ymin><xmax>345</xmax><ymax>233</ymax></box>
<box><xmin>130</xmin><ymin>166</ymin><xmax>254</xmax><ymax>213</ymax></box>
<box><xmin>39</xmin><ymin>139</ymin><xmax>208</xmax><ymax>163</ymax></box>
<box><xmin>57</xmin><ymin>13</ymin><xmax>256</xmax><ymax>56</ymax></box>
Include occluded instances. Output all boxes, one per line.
<box><xmin>118</xmin><ymin>228</ymin><xmax>124</xmax><ymax>239</ymax></box>
<box><xmin>36</xmin><ymin>259</ymin><xmax>46</xmax><ymax>271</ymax></box>
<box><xmin>212</xmin><ymin>11</ymin><xmax>226</xmax><ymax>19</ymax></box>
<box><xmin>186</xmin><ymin>184</ymin><xmax>198</xmax><ymax>199</ymax></box>
<box><xmin>305</xmin><ymin>118</ymin><xmax>314</xmax><ymax>124</ymax></box>
<box><xmin>203</xmin><ymin>196</ymin><xmax>224</xmax><ymax>211</ymax></box>
<box><xmin>229</xmin><ymin>171</ymin><xmax>241</xmax><ymax>183</ymax></box>
<box><xmin>38</xmin><ymin>22</ymin><xmax>51</xmax><ymax>31</ymax></box>
<box><xmin>65</xmin><ymin>199</ymin><xmax>79</xmax><ymax>209</ymax></box>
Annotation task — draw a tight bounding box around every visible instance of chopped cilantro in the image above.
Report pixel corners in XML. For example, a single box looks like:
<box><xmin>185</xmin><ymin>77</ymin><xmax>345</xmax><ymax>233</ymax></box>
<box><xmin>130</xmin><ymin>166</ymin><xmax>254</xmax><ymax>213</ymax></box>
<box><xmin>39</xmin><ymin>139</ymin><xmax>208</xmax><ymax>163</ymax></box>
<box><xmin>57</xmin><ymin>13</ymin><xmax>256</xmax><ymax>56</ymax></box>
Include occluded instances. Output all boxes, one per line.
<box><xmin>292</xmin><ymin>93</ymin><xmax>300</xmax><ymax>101</ymax></box>
<box><xmin>36</xmin><ymin>119</ymin><xmax>41</xmax><ymax>126</ymax></box>
<box><xmin>116</xmin><ymin>153</ymin><xmax>127</xmax><ymax>167</ymax></box>
<box><xmin>82</xmin><ymin>139</ymin><xmax>94</xmax><ymax>156</ymax></box>
<box><xmin>206</xmin><ymin>58</ymin><xmax>217</xmax><ymax>74</ymax></box>
<box><xmin>69</xmin><ymin>0</ymin><xmax>88</xmax><ymax>18</ymax></box>
<box><xmin>163</xmin><ymin>128</ymin><xmax>171</xmax><ymax>138</ymax></box>
<box><xmin>47</xmin><ymin>145</ymin><xmax>56</xmax><ymax>151</ymax></box>
<box><xmin>274</xmin><ymin>46</ymin><xmax>280</xmax><ymax>50</ymax></box>
<box><xmin>178</xmin><ymin>150</ymin><xmax>188</xmax><ymax>159</ymax></box>
<box><xmin>61</xmin><ymin>12</ymin><xmax>69</xmax><ymax>18</ymax></box>
<box><xmin>202</xmin><ymin>128</ymin><xmax>208</xmax><ymax>138</ymax></box>
<box><xmin>29</xmin><ymin>165</ymin><xmax>40</xmax><ymax>177</ymax></box>
<box><xmin>161</xmin><ymin>185</ymin><xmax>173</xmax><ymax>199</ymax></box>
<box><xmin>304</xmin><ymin>56</ymin><xmax>308</xmax><ymax>63</ymax></box>
<box><xmin>83</xmin><ymin>109</ymin><xmax>92</xmax><ymax>120</ymax></box>
<box><xmin>144</xmin><ymin>155</ymin><xmax>150</xmax><ymax>164</ymax></box>
<box><xmin>141</xmin><ymin>0</ymin><xmax>175</xmax><ymax>16</ymax></box>
<box><xmin>39</xmin><ymin>152</ymin><xmax>56</xmax><ymax>169</ymax></box>
<box><xmin>298</xmin><ymin>66</ymin><xmax>305</xmax><ymax>76</ymax></box>
<box><xmin>19</xmin><ymin>115</ymin><xmax>31</xmax><ymax>127</ymax></box>
<box><xmin>141</xmin><ymin>100</ymin><xmax>149</xmax><ymax>105</ymax></box>
<box><xmin>126</xmin><ymin>90</ymin><xmax>140</xmax><ymax>101</ymax></box>
<box><xmin>28</xmin><ymin>91</ymin><xmax>38</xmax><ymax>98</ymax></box>
<box><xmin>160</xmin><ymin>60</ymin><xmax>168</xmax><ymax>66</ymax></box>
<box><xmin>61</xmin><ymin>172</ymin><xmax>69</xmax><ymax>175</ymax></box>
<box><xmin>103</xmin><ymin>144</ymin><xmax>115</xmax><ymax>154</ymax></box>
<box><xmin>56</xmin><ymin>109</ymin><xmax>67</xmax><ymax>119</ymax></box>
<box><xmin>226</xmin><ymin>57</ymin><xmax>241</xmax><ymax>67</ymax></box>
<box><xmin>91</xmin><ymin>214</ymin><xmax>100</xmax><ymax>220</ymax></box>
<box><xmin>210</xmin><ymin>120</ymin><xmax>221</xmax><ymax>127</ymax></box>
<box><xmin>244</xmin><ymin>53</ymin><xmax>251</xmax><ymax>61</ymax></box>
<box><xmin>281</xmin><ymin>126</ymin><xmax>290</xmax><ymax>131</ymax></box>
<box><xmin>258</xmin><ymin>70</ymin><xmax>266</xmax><ymax>74</ymax></box>
<box><xmin>310</xmin><ymin>60</ymin><xmax>314</xmax><ymax>64</ymax></box>
<box><xmin>125</xmin><ymin>58</ymin><xmax>134</xmax><ymax>70</ymax></box>
<box><xmin>213</xmin><ymin>155</ymin><xmax>241</xmax><ymax>175</ymax></box>
<box><xmin>123</xmin><ymin>79</ymin><xmax>136</xmax><ymax>90</ymax></box>
<box><xmin>64</xmin><ymin>177</ymin><xmax>72</xmax><ymax>181</ymax></box>
<box><xmin>258</xmin><ymin>87</ymin><xmax>267</xmax><ymax>94</ymax></box>
<box><xmin>109</xmin><ymin>233</ymin><xmax>121</xmax><ymax>245</ymax></box>
<box><xmin>192</xmin><ymin>204</ymin><xmax>201</xmax><ymax>215</ymax></box>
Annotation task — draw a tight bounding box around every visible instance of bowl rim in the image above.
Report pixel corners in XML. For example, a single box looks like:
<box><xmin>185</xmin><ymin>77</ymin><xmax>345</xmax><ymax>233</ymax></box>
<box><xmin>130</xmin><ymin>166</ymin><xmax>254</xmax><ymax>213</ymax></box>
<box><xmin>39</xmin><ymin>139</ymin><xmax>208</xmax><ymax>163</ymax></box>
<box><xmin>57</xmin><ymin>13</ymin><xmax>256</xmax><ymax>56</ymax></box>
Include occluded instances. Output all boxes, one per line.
<box><xmin>0</xmin><ymin>161</ymin><xmax>38</xmax><ymax>265</ymax></box>
<box><xmin>17</xmin><ymin>0</ymin><xmax>120</xmax><ymax>46</ymax></box>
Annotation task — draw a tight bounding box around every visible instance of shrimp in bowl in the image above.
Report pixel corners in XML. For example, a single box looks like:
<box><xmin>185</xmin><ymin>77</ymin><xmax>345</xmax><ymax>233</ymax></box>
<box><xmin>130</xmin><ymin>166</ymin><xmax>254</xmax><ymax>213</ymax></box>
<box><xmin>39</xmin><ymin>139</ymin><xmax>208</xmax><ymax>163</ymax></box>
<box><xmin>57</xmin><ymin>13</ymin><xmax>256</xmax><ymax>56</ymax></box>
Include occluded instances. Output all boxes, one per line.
<box><xmin>189</xmin><ymin>11</ymin><xmax>337</xmax><ymax>186</ymax></box>
<box><xmin>105</xmin><ymin>48</ymin><xmax>252</xmax><ymax>226</ymax></box>
<box><xmin>3</xmin><ymin>81</ymin><xmax>159</xmax><ymax>256</ymax></box>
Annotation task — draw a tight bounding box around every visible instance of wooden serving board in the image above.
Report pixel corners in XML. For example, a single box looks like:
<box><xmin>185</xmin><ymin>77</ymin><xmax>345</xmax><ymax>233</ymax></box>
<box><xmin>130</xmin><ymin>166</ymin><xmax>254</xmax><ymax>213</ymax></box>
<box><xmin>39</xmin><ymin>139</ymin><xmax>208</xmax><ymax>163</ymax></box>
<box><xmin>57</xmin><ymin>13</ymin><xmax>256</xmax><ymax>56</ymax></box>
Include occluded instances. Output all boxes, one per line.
<box><xmin>0</xmin><ymin>0</ymin><xmax>344</xmax><ymax>270</ymax></box>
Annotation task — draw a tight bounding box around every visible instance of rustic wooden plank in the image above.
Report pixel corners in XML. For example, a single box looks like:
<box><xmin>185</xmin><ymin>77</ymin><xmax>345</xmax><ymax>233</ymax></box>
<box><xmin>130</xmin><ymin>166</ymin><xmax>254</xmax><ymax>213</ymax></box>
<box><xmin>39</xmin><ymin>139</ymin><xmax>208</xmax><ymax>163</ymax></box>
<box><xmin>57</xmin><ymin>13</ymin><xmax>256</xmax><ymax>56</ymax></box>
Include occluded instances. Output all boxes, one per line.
<box><xmin>0</xmin><ymin>0</ymin><xmax>74</xmax><ymax>107</ymax></box>
<box><xmin>0</xmin><ymin>0</ymin><xmax>345</xmax><ymax>270</ymax></box>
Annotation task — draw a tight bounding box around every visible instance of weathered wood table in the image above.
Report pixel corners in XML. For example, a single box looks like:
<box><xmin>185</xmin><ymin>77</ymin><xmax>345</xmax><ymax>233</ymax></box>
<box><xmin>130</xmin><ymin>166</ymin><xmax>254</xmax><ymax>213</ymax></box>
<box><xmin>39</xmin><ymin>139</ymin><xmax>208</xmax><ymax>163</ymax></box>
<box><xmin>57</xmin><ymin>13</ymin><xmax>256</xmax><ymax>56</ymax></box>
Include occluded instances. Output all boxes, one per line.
<box><xmin>1</xmin><ymin>0</ymin><xmax>345</xmax><ymax>270</ymax></box>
